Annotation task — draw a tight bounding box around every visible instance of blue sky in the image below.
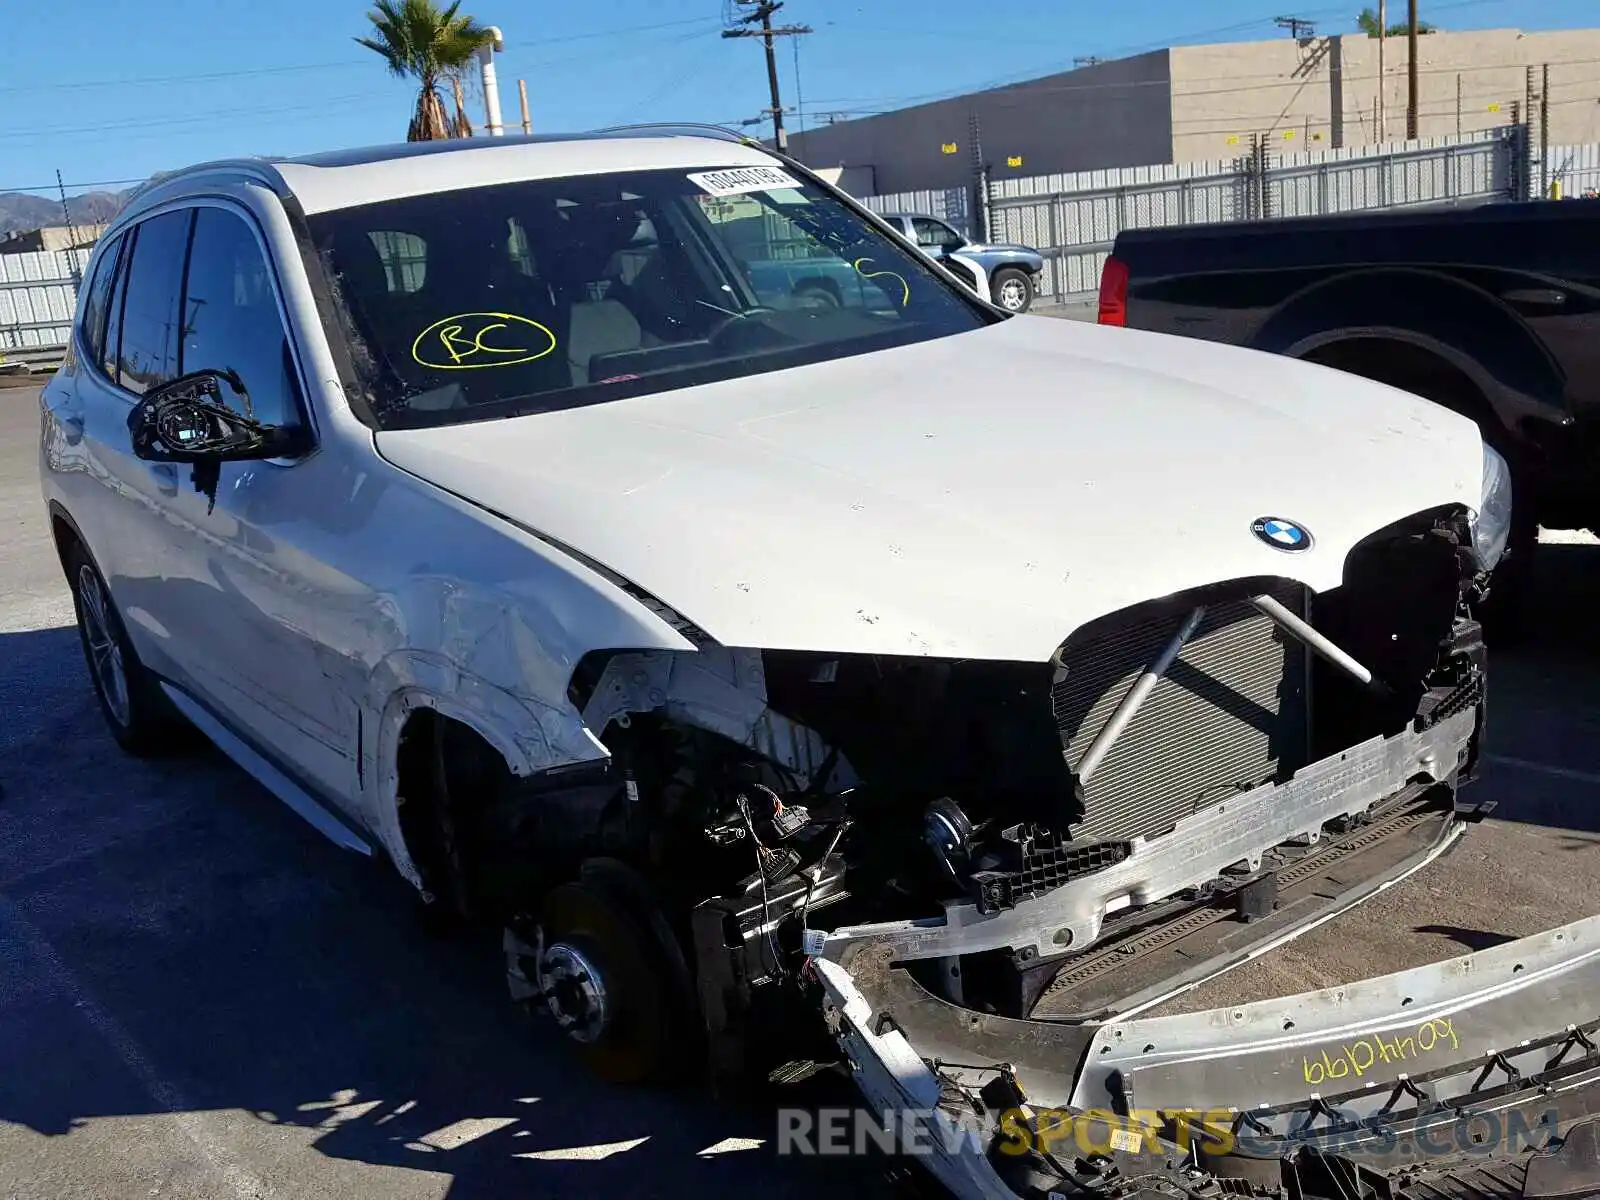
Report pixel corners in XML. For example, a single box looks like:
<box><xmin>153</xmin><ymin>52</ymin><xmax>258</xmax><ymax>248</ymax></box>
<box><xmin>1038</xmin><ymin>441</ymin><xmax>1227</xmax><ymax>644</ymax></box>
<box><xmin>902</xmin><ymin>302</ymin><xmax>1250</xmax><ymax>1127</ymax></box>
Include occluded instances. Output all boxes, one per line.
<box><xmin>1</xmin><ymin>0</ymin><xmax>1592</xmax><ymax>196</ymax></box>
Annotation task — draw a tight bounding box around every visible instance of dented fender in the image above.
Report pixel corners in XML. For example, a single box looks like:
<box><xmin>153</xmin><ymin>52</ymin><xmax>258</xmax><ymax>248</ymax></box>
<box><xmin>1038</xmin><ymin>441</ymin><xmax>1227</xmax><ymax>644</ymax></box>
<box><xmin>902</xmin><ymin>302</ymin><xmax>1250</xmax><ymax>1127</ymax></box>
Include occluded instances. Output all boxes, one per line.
<box><xmin>365</xmin><ymin>655</ymin><xmax>613</xmax><ymax>886</ymax></box>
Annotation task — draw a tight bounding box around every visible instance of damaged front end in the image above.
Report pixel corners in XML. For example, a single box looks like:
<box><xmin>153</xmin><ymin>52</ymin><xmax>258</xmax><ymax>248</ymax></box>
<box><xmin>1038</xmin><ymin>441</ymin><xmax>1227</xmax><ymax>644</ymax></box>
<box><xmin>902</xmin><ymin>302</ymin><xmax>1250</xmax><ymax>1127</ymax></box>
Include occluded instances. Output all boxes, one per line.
<box><xmin>494</xmin><ymin>505</ymin><xmax>1592</xmax><ymax>1195</ymax></box>
<box><xmin>812</xmin><ymin>912</ymin><xmax>1600</xmax><ymax>1200</ymax></box>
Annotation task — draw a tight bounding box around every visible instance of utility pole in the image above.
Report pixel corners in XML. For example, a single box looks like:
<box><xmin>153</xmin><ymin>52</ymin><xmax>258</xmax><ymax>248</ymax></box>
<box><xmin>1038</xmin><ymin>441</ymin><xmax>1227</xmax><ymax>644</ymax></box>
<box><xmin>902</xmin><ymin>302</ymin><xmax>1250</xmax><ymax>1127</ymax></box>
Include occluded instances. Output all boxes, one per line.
<box><xmin>722</xmin><ymin>0</ymin><xmax>811</xmax><ymax>152</ymax></box>
<box><xmin>55</xmin><ymin>170</ymin><xmax>83</xmax><ymax>286</ymax></box>
<box><xmin>1405</xmin><ymin>0</ymin><xmax>1419</xmax><ymax>139</ymax></box>
<box><xmin>1377</xmin><ymin>0</ymin><xmax>1386</xmax><ymax>141</ymax></box>
<box><xmin>1273</xmin><ymin>16</ymin><xmax>1316</xmax><ymax>39</ymax></box>
<box><xmin>518</xmin><ymin>79</ymin><xmax>531</xmax><ymax>134</ymax></box>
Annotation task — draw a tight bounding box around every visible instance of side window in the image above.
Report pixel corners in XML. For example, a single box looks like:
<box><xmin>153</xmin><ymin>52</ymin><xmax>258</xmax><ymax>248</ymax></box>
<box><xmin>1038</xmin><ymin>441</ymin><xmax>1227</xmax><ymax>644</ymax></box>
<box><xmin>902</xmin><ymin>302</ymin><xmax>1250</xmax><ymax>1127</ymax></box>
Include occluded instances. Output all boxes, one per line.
<box><xmin>117</xmin><ymin>210</ymin><xmax>193</xmax><ymax>395</ymax></box>
<box><xmin>102</xmin><ymin>229</ymin><xmax>132</xmax><ymax>382</ymax></box>
<box><xmin>78</xmin><ymin>233</ymin><xmax>125</xmax><ymax>368</ymax></box>
<box><xmin>181</xmin><ymin>207</ymin><xmax>304</xmax><ymax>429</ymax></box>
<box><xmin>912</xmin><ymin>217</ymin><xmax>959</xmax><ymax>248</ymax></box>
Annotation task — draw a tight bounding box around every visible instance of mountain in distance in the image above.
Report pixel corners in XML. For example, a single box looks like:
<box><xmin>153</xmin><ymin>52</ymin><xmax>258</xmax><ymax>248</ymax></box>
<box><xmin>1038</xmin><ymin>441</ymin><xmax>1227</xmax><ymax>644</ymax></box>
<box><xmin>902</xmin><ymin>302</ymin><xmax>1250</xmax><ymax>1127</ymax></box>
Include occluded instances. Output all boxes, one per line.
<box><xmin>0</xmin><ymin>188</ymin><xmax>135</xmax><ymax>238</ymax></box>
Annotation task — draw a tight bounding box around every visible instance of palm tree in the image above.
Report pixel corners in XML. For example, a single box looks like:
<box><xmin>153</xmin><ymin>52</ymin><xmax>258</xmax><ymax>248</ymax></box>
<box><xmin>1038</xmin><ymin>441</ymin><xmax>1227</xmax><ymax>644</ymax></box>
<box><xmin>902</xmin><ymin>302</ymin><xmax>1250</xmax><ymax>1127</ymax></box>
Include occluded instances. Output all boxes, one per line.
<box><xmin>357</xmin><ymin>0</ymin><xmax>496</xmax><ymax>141</ymax></box>
<box><xmin>1356</xmin><ymin>7</ymin><xmax>1434</xmax><ymax>36</ymax></box>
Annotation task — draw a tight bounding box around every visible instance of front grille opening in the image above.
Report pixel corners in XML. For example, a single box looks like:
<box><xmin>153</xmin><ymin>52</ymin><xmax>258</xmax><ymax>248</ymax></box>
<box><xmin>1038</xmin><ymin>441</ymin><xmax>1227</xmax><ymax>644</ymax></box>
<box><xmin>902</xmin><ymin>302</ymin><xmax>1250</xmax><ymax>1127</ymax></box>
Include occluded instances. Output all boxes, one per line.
<box><xmin>1053</xmin><ymin>580</ymin><xmax>1311</xmax><ymax>843</ymax></box>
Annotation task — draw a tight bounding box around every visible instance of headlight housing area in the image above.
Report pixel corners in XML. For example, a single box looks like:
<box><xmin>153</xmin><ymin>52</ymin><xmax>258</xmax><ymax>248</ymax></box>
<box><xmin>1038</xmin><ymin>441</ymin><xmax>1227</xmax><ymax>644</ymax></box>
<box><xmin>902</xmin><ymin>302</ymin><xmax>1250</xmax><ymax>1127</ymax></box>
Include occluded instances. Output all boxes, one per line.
<box><xmin>1470</xmin><ymin>442</ymin><xmax>1514</xmax><ymax>570</ymax></box>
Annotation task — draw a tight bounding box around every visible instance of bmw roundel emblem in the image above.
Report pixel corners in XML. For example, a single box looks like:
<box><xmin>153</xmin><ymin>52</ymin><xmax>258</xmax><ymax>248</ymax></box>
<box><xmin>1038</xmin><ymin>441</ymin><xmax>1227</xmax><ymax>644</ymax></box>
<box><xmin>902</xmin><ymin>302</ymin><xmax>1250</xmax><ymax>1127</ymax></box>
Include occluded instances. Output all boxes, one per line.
<box><xmin>1251</xmin><ymin>516</ymin><xmax>1313</xmax><ymax>552</ymax></box>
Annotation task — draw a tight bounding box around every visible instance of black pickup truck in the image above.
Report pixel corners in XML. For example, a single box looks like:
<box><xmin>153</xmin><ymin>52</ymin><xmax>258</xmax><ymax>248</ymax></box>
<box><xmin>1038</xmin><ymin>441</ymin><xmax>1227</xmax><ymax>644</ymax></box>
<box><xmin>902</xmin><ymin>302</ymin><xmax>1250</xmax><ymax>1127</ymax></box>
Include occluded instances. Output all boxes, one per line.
<box><xmin>1097</xmin><ymin>197</ymin><xmax>1600</xmax><ymax>616</ymax></box>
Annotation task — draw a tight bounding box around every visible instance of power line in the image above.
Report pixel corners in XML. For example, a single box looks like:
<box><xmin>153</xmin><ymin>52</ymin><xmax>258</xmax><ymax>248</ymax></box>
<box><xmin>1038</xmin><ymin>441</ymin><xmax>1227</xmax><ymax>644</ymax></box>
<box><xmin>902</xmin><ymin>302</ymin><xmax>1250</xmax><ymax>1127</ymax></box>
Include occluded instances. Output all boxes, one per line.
<box><xmin>795</xmin><ymin>55</ymin><xmax>1600</xmax><ymax>115</ymax></box>
<box><xmin>0</xmin><ymin>17</ymin><xmax>723</xmax><ymax>94</ymax></box>
<box><xmin>721</xmin><ymin>0</ymin><xmax>811</xmax><ymax>151</ymax></box>
<box><xmin>0</xmin><ymin>93</ymin><xmax>377</xmax><ymax>144</ymax></box>
<box><xmin>790</xmin><ymin>0</ymin><xmax>1525</xmax><ymax>117</ymax></box>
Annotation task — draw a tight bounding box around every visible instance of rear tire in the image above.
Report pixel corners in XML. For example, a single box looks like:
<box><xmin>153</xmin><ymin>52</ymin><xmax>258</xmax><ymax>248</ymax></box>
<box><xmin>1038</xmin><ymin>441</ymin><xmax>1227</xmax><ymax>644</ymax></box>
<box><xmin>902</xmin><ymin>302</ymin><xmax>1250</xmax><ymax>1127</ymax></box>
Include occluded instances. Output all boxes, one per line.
<box><xmin>65</xmin><ymin>541</ymin><xmax>189</xmax><ymax>757</ymax></box>
<box><xmin>991</xmin><ymin>267</ymin><xmax>1034</xmax><ymax>313</ymax></box>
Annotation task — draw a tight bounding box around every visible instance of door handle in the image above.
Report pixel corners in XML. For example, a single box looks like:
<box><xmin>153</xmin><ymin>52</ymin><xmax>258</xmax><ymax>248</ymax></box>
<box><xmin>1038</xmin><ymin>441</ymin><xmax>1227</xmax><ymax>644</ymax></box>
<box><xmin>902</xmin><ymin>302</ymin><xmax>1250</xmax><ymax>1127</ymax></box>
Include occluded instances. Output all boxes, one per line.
<box><xmin>1500</xmin><ymin>287</ymin><xmax>1567</xmax><ymax>307</ymax></box>
<box><xmin>150</xmin><ymin>463</ymin><xmax>179</xmax><ymax>497</ymax></box>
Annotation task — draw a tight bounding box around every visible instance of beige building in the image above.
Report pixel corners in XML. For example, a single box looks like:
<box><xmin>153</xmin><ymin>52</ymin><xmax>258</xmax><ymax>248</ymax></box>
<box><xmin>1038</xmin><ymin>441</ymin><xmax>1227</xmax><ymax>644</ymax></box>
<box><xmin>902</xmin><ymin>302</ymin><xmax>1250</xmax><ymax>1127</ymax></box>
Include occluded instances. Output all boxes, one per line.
<box><xmin>790</xmin><ymin>27</ymin><xmax>1600</xmax><ymax>197</ymax></box>
<box><xmin>0</xmin><ymin>223</ymin><xmax>107</xmax><ymax>254</ymax></box>
<box><xmin>1171</xmin><ymin>27</ymin><xmax>1600</xmax><ymax>163</ymax></box>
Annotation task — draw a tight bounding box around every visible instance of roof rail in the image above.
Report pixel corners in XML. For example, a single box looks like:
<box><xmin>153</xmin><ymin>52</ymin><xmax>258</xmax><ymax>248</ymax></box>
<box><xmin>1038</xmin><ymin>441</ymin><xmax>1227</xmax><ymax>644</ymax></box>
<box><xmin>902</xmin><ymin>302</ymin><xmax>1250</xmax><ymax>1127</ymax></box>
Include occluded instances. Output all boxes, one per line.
<box><xmin>118</xmin><ymin>159</ymin><xmax>286</xmax><ymax>209</ymax></box>
<box><xmin>589</xmin><ymin>122</ymin><xmax>758</xmax><ymax>145</ymax></box>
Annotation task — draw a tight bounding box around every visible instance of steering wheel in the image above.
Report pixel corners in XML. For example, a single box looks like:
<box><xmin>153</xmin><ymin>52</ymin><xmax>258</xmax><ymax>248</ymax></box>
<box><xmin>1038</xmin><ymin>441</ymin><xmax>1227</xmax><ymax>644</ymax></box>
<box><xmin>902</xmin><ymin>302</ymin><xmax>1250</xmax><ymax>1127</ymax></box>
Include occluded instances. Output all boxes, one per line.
<box><xmin>705</xmin><ymin>305</ymin><xmax>780</xmax><ymax>353</ymax></box>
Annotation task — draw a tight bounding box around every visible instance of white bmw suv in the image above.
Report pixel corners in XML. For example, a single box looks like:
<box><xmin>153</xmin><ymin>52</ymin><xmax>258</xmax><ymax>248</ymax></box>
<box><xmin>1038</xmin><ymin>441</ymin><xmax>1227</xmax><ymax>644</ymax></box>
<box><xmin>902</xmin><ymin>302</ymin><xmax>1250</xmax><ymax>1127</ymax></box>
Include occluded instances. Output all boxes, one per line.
<box><xmin>41</xmin><ymin>127</ymin><xmax>1583</xmax><ymax>1200</ymax></box>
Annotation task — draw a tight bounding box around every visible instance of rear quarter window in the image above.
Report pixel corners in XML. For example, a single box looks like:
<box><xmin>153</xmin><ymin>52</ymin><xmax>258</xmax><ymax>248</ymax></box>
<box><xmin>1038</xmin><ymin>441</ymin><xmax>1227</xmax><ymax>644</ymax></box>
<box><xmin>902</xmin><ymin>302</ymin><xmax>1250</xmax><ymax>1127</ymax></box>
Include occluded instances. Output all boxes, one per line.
<box><xmin>77</xmin><ymin>234</ymin><xmax>126</xmax><ymax>369</ymax></box>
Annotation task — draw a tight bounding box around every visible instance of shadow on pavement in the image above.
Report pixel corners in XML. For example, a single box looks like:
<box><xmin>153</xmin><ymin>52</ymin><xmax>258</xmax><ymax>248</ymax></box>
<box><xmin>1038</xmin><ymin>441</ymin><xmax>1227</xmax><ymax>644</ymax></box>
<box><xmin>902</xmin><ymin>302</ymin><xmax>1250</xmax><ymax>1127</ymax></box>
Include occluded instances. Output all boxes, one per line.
<box><xmin>0</xmin><ymin>625</ymin><xmax>890</xmax><ymax>1200</ymax></box>
<box><xmin>1409</xmin><ymin>924</ymin><xmax>1520</xmax><ymax>953</ymax></box>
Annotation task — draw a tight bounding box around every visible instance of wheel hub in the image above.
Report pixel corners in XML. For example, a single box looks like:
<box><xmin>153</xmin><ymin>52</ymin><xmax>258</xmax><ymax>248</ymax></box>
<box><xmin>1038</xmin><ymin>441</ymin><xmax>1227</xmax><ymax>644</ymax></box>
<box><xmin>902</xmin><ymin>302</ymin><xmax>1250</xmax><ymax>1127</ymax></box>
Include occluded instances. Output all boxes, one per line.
<box><xmin>999</xmin><ymin>279</ymin><xmax>1027</xmax><ymax>309</ymax></box>
<box><xmin>537</xmin><ymin>942</ymin><xmax>609</xmax><ymax>1043</ymax></box>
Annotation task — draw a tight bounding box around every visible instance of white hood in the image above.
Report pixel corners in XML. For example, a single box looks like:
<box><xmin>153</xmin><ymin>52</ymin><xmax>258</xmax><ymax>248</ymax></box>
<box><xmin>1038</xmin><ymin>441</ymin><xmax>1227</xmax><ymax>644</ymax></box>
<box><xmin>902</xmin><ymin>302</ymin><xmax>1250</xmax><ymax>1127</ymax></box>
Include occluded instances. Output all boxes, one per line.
<box><xmin>375</xmin><ymin>317</ymin><xmax>1484</xmax><ymax>663</ymax></box>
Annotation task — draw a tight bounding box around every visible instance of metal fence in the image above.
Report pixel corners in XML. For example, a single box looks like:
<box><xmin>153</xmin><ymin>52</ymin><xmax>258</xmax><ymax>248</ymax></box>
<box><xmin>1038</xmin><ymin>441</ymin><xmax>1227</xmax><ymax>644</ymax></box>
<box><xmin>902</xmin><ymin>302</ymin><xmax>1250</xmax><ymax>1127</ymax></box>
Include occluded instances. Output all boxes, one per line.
<box><xmin>0</xmin><ymin>248</ymin><xmax>91</xmax><ymax>365</ymax></box>
<box><xmin>1549</xmin><ymin>143</ymin><xmax>1600</xmax><ymax>199</ymax></box>
<box><xmin>858</xmin><ymin>127</ymin><xmax>1576</xmax><ymax>306</ymax></box>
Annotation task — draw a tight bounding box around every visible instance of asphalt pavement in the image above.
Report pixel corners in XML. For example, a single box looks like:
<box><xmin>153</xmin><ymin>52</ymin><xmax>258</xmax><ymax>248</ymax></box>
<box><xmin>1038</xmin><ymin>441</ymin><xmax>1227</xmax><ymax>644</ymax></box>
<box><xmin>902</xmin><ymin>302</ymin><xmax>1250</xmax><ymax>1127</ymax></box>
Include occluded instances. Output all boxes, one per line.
<box><xmin>4</xmin><ymin>380</ymin><xmax>1599</xmax><ymax>1199</ymax></box>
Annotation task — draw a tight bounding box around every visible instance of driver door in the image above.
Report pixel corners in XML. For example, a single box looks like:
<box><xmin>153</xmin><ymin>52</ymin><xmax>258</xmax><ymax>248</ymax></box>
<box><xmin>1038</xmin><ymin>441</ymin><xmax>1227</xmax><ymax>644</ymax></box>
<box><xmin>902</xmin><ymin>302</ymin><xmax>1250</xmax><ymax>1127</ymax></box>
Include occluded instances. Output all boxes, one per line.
<box><xmin>149</xmin><ymin>202</ymin><xmax>364</xmax><ymax>809</ymax></box>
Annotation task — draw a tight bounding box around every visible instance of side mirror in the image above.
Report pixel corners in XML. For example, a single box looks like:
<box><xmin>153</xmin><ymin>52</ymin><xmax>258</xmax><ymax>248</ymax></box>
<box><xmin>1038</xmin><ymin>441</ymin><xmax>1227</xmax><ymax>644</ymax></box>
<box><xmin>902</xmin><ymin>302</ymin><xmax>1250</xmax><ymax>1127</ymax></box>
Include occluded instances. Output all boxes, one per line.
<box><xmin>941</xmin><ymin>238</ymin><xmax>967</xmax><ymax>254</ymax></box>
<box><xmin>128</xmin><ymin>370</ymin><xmax>304</xmax><ymax>463</ymax></box>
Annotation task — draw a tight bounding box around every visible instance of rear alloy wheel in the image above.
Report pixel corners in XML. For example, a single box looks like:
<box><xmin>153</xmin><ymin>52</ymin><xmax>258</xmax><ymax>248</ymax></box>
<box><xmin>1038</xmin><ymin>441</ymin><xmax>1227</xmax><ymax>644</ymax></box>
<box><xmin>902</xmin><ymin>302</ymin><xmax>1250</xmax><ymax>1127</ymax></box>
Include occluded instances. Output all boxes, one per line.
<box><xmin>509</xmin><ymin>881</ymin><xmax>685</xmax><ymax>1084</ymax></box>
<box><xmin>991</xmin><ymin>267</ymin><xmax>1034</xmax><ymax>313</ymax></box>
<box><xmin>66</xmin><ymin>542</ymin><xmax>188</xmax><ymax>757</ymax></box>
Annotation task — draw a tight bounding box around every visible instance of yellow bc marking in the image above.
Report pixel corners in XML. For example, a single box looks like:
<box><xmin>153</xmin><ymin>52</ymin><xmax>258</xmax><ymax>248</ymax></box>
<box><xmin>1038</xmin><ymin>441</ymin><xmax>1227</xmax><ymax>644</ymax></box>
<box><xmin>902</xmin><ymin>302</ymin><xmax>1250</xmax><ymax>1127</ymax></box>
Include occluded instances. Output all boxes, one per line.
<box><xmin>1302</xmin><ymin>1017</ymin><xmax>1460</xmax><ymax>1085</ymax></box>
<box><xmin>852</xmin><ymin>257</ymin><xmax>910</xmax><ymax>307</ymax></box>
<box><xmin>411</xmin><ymin>312</ymin><xmax>557</xmax><ymax>370</ymax></box>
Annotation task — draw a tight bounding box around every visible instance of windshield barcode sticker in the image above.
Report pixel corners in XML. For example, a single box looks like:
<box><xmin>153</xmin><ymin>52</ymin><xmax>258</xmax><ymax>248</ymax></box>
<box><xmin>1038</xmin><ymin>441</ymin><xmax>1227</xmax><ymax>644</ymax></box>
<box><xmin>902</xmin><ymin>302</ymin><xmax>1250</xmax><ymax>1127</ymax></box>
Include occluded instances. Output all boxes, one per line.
<box><xmin>688</xmin><ymin>166</ymin><xmax>803</xmax><ymax>196</ymax></box>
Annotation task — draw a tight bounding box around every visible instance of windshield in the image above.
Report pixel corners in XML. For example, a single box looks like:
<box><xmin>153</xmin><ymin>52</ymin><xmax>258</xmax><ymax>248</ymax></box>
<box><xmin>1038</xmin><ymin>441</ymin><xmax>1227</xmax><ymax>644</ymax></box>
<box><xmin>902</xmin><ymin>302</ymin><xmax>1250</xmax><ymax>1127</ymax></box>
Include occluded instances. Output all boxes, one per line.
<box><xmin>305</xmin><ymin>165</ymin><xmax>995</xmax><ymax>430</ymax></box>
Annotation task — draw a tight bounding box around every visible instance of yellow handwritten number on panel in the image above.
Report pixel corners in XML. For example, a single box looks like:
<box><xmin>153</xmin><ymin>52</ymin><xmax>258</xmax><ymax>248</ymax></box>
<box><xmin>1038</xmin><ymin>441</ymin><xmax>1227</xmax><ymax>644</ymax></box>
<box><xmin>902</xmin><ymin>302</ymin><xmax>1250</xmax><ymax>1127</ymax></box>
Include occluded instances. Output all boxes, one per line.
<box><xmin>411</xmin><ymin>312</ymin><xmax>557</xmax><ymax>370</ymax></box>
<box><xmin>853</xmin><ymin>258</ymin><xmax>910</xmax><ymax>307</ymax></box>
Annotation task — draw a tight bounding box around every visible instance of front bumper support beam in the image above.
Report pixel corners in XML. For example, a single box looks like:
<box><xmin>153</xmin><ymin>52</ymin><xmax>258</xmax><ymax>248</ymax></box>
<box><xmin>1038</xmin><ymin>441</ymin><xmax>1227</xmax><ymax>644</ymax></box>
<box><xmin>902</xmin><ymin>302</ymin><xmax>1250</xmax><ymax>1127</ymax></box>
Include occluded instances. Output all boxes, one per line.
<box><xmin>815</xmin><ymin>914</ymin><xmax>1600</xmax><ymax>1200</ymax></box>
<box><xmin>812</xmin><ymin>708</ymin><xmax>1478</xmax><ymax>964</ymax></box>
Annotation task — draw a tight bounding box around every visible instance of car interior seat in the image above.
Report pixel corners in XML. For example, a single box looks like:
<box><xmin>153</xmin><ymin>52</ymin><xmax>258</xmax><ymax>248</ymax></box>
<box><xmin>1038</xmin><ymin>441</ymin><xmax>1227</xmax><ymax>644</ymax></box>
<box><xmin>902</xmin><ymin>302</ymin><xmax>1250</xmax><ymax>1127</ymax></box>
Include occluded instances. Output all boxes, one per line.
<box><xmin>547</xmin><ymin>202</ymin><xmax>658</xmax><ymax>385</ymax></box>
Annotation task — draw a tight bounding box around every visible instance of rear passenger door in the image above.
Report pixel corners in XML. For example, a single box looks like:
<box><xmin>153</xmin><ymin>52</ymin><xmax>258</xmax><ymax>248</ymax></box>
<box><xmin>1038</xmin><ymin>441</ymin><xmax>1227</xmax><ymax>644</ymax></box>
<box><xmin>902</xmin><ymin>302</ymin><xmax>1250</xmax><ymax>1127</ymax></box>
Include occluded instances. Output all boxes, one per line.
<box><xmin>54</xmin><ymin>209</ymin><xmax>203</xmax><ymax>687</ymax></box>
